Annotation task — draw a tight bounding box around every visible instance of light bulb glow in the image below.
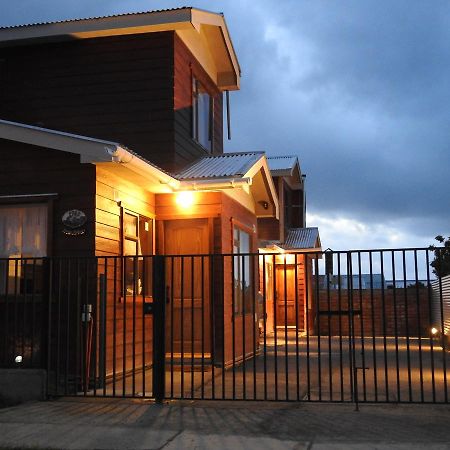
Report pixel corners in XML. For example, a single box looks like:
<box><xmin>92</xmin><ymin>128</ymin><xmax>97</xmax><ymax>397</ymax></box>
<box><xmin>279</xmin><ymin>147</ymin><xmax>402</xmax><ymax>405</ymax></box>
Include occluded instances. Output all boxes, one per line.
<box><xmin>175</xmin><ymin>191</ymin><xmax>195</xmax><ymax>209</ymax></box>
<box><xmin>431</xmin><ymin>327</ymin><xmax>439</xmax><ymax>335</ymax></box>
<box><xmin>15</xmin><ymin>355</ymin><xmax>23</xmax><ymax>364</ymax></box>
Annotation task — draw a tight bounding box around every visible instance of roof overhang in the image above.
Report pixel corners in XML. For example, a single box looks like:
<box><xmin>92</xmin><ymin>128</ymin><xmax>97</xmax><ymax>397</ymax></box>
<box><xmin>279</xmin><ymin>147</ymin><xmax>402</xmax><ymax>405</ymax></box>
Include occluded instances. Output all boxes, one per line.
<box><xmin>0</xmin><ymin>119</ymin><xmax>179</xmax><ymax>193</ymax></box>
<box><xmin>0</xmin><ymin>8</ymin><xmax>240</xmax><ymax>91</ymax></box>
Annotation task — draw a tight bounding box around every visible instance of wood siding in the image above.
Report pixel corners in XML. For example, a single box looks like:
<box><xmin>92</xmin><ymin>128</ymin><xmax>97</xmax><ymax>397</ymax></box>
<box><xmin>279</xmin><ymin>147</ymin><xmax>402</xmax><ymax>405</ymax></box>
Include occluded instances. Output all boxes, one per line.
<box><xmin>173</xmin><ymin>33</ymin><xmax>223</xmax><ymax>171</ymax></box>
<box><xmin>0</xmin><ymin>32</ymin><xmax>224</xmax><ymax>173</ymax></box>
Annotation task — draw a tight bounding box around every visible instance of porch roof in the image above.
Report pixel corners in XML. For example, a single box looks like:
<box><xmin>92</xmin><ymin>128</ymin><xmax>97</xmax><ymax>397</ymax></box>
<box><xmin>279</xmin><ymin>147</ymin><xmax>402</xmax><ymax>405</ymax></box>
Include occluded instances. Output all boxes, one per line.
<box><xmin>267</xmin><ymin>155</ymin><xmax>301</xmax><ymax>177</ymax></box>
<box><xmin>282</xmin><ymin>227</ymin><xmax>321</xmax><ymax>251</ymax></box>
<box><xmin>175</xmin><ymin>151</ymin><xmax>279</xmax><ymax>219</ymax></box>
<box><xmin>175</xmin><ymin>152</ymin><xmax>265</xmax><ymax>180</ymax></box>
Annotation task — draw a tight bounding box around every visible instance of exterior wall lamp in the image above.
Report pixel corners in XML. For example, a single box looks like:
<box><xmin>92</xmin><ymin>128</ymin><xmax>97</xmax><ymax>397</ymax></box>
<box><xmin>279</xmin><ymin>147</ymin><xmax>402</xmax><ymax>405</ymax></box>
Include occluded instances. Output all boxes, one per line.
<box><xmin>175</xmin><ymin>191</ymin><xmax>195</xmax><ymax>209</ymax></box>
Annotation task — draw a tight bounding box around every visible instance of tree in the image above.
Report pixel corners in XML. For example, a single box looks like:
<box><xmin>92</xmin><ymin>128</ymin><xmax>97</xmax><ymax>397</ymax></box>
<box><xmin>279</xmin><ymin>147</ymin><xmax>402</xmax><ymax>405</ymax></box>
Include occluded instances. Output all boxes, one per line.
<box><xmin>429</xmin><ymin>235</ymin><xmax>450</xmax><ymax>278</ymax></box>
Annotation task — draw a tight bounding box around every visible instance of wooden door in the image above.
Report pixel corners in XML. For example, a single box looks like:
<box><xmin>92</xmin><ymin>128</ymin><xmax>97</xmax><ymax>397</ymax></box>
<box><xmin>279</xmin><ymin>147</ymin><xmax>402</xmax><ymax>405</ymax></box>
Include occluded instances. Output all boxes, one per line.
<box><xmin>275</xmin><ymin>266</ymin><xmax>296</xmax><ymax>327</ymax></box>
<box><xmin>164</xmin><ymin>219</ymin><xmax>210</xmax><ymax>357</ymax></box>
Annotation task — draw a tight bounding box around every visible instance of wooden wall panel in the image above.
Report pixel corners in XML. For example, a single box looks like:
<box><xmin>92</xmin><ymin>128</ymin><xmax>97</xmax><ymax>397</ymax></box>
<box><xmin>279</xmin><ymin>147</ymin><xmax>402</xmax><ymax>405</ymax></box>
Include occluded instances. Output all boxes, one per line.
<box><xmin>0</xmin><ymin>33</ymin><xmax>176</xmax><ymax>171</ymax></box>
<box><xmin>0</xmin><ymin>139</ymin><xmax>96</xmax><ymax>257</ymax></box>
<box><xmin>173</xmin><ymin>34</ymin><xmax>223</xmax><ymax>172</ymax></box>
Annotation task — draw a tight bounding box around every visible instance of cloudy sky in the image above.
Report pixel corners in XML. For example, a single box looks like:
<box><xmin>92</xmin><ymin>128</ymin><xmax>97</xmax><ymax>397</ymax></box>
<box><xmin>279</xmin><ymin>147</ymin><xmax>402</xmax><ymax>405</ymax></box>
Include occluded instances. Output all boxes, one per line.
<box><xmin>1</xmin><ymin>0</ymin><xmax>449</xmax><ymax>251</ymax></box>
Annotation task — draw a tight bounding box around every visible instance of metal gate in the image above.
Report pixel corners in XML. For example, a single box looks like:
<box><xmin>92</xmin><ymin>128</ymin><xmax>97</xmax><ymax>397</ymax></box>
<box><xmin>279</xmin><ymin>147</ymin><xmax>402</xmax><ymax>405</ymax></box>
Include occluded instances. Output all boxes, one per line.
<box><xmin>1</xmin><ymin>247</ymin><xmax>449</xmax><ymax>404</ymax></box>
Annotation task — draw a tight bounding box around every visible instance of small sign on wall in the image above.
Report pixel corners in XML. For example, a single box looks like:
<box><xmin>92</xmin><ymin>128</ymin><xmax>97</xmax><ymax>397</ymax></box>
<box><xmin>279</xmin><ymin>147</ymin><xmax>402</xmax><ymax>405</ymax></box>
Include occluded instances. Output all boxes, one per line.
<box><xmin>62</xmin><ymin>209</ymin><xmax>87</xmax><ymax>236</ymax></box>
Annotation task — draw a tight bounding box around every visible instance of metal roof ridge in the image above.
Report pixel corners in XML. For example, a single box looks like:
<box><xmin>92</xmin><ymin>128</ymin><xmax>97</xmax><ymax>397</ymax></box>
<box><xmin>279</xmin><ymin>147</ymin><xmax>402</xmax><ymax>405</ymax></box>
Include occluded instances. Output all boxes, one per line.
<box><xmin>0</xmin><ymin>7</ymin><xmax>195</xmax><ymax>30</ymax></box>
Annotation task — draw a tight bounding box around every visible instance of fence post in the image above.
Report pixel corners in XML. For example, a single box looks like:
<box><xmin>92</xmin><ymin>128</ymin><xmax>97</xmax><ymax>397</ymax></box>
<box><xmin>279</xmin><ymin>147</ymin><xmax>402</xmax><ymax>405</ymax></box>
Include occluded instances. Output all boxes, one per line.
<box><xmin>152</xmin><ymin>255</ymin><xmax>166</xmax><ymax>403</ymax></box>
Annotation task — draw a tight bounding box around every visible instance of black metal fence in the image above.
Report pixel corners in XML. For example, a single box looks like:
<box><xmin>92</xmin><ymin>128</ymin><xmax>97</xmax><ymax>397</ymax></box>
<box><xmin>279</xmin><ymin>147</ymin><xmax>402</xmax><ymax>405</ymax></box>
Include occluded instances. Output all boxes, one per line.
<box><xmin>1</xmin><ymin>247</ymin><xmax>449</xmax><ymax>404</ymax></box>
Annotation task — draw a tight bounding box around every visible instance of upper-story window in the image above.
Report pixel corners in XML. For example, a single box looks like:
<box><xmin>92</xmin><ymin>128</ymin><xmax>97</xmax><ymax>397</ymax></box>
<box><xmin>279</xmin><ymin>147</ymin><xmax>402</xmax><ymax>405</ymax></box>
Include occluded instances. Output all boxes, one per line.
<box><xmin>192</xmin><ymin>77</ymin><xmax>213</xmax><ymax>152</ymax></box>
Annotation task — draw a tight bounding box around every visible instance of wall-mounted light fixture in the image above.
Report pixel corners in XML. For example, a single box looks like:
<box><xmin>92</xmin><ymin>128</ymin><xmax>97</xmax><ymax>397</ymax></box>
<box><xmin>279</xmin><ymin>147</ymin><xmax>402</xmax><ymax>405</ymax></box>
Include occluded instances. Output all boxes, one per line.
<box><xmin>113</xmin><ymin>190</ymin><xmax>122</xmax><ymax>207</ymax></box>
<box><xmin>176</xmin><ymin>191</ymin><xmax>195</xmax><ymax>209</ymax></box>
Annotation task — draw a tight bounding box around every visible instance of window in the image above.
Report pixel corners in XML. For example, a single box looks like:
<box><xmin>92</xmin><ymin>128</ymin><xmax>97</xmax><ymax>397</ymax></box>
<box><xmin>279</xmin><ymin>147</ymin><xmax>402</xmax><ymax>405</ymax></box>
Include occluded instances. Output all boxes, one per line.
<box><xmin>0</xmin><ymin>204</ymin><xmax>48</xmax><ymax>295</ymax></box>
<box><xmin>233</xmin><ymin>227</ymin><xmax>252</xmax><ymax>314</ymax></box>
<box><xmin>192</xmin><ymin>77</ymin><xmax>213</xmax><ymax>151</ymax></box>
<box><xmin>122</xmin><ymin>211</ymin><xmax>153</xmax><ymax>297</ymax></box>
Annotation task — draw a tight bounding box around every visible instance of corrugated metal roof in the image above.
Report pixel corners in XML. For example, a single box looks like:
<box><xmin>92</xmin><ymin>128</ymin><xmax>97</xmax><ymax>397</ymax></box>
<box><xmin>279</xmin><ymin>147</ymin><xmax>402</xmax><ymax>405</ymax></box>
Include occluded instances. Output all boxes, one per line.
<box><xmin>175</xmin><ymin>152</ymin><xmax>264</xmax><ymax>180</ymax></box>
<box><xmin>283</xmin><ymin>227</ymin><xmax>320</xmax><ymax>250</ymax></box>
<box><xmin>0</xmin><ymin>7</ymin><xmax>193</xmax><ymax>30</ymax></box>
<box><xmin>267</xmin><ymin>155</ymin><xmax>299</xmax><ymax>175</ymax></box>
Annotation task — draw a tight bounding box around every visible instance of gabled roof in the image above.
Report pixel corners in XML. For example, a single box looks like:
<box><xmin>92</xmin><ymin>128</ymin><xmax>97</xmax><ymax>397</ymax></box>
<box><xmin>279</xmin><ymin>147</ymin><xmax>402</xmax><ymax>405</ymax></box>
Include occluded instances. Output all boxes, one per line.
<box><xmin>267</xmin><ymin>155</ymin><xmax>301</xmax><ymax>177</ymax></box>
<box><xmin>0</xmin><ymin>7</ymin><xmax>240</xmax><ymax>90</ymax></box>
<box><xmin>282</xmin><ymin>227</ymin><xmax>321</xmax><ymax>251</ymax></box>
<box><xmin>176</xmin><ymin>152</ymin><xmax>265</xmax><ymax>180</ymax></box>
<box><xmin>175</xmin><ymin>151</ymin><xmax>279</xmax><ymax>219</ymax></box>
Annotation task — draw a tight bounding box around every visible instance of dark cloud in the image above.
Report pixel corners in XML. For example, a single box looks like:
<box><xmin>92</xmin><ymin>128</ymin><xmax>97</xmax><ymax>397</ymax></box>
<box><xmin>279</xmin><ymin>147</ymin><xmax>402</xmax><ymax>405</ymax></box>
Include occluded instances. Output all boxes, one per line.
<box><xmin>1</xmin><ymin>0</ymin><xmax>448</xmax><ymax>246</ymax></box>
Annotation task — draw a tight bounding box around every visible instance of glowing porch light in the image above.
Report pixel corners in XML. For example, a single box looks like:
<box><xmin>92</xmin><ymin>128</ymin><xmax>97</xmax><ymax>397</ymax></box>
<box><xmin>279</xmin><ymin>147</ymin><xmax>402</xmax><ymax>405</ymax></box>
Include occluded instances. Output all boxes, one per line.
<box><xmin>15</xmin><ymin>355</ymin><xmax>23</xmax><ymax>364</ymax></box>
<box><xmin>175</xmin><ymin>191</ymin><xmax>195</xmax><ymax>209</ymax></box>
<box><xmin>431</xmin><ymin>327</ymin><xmax>439</xmax><ymax>336</ymax></box>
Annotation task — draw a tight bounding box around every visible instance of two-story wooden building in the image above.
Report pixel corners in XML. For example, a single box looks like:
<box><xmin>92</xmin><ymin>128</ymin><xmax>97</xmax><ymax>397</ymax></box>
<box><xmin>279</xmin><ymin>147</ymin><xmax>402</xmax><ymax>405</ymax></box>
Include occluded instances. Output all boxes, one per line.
<box><xmin>0</xmin><ymin>8</ymin><xmax>319</xmax><ymax>387</ymax></box>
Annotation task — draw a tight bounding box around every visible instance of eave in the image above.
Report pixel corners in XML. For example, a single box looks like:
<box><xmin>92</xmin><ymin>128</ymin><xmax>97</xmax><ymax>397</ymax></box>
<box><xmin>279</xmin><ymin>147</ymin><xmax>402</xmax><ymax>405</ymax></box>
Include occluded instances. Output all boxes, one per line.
<box><xmin>0</xmin><ymin>7</ymin><xmax>240</xmax><ymax>91</ymax></box>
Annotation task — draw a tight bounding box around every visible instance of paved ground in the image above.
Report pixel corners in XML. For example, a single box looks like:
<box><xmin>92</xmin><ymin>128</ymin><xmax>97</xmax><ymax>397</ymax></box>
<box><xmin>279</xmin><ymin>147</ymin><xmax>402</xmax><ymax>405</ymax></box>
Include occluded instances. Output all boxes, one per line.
<box><xmin>98</xmin><ymin>334</ymin><xmax>450</xmax><ymax>403</ymax></box>
<box><xmin>0</xmin><ymin>397</ymin><xmax>450</xmax><ymax>449</ymax></box>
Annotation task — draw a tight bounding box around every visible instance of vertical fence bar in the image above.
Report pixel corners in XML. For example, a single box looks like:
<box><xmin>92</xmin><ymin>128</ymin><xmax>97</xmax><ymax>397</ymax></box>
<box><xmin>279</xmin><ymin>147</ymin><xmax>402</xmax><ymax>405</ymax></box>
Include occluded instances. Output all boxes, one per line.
<box><xmin>222</xmin><ymin>255</ymin><xmax>226</xmax><ymax>400</ymax></box>
<box><xmin>357</xmin><ymin>252</ymin><xmax>367</xmax><ymax>401</ymax></box>
<box><xmin>305</xmin><ymin>253</ymin><xmax>311</xmax><ymax>400</ymax></box>
<box><xmin>56</xmin><ymin>259</ymin><xmax>62</xmax><ymax>395</ymax></box>
<box><xmin>122</xmin><ymin>257</ymin><xmax>127</xmax><ymax>397</ymax></box>
<box><xmin>91</xmin><ymin>259</ymin><xmax>98</xmax><ymax>397</ymax></box>
<box><xmin>369</xmin><ymin>251</ymin><xmax>378</xmax><ymax>402</ymax></box>
<box><xmin>315</xmin><ymin>255</ymin><xmax>322</xmax><ymax>401</ymax></box>
<box><xmin>31</xmin><ymin>260</ymin><xmax>37</xmax><ymax>367</ymax></box>
<box><xmin>262</xmin><ymin>254</ymin><xmax>268</xmax><ymax>401</ymax></box>
<box><xmin>209</xmin><ymin>254</ymin><xmax>216</xmax><ymax>400</ymax></box>
<box><xmin>201</xmin><ymin>255</ymin><xmax>205</xmax><ymax>399</ymax></box>
<box><xmin>112</xmin><ymin>258</ymin><xmax>117</xmax><ymax>397</ymax></box>
<box><xmin>337</xmin><ymin>253</ymin><xmax>344</xmax><ymax>401</ymax></box>
<box><xmin>391</xmin><ymin>251</ymin><xmax>401</xmax><ymax>401</ymax></box>
<box><xmin>425</xmin><ymin>250</ymin><xmax>436</xmax><ymax>402</ymax></box>
<box><xmin>190</xmin><ymin>256</ymin><xmax>195</xmax><ymax>399</ymax></box>
<box><xmin>273</xmin><ymin>254</ymin><xmax>278</xmax><ymax>401</ymax></box>
<box><xmin>242</xmin><ymin>253</ymin><xmax>246</xmax><ymax>400</ymax></box>
<box><xmin>231</xmin><ymin>254</ymin><xmax>236</xmax><ymax>400</ymax></box>
<box><xmin>64</xmin><ymin>259</ymin><xmax>71</xmax><ymax>395</ymax></box>
<box><xmin>180</xmin><ymin>257</ymin><xmax>185</xmax><ymax>399</ymax></box>
<box><xmin>380</xmin><ymin>252</ymin><xmax>389</xmax><ymax>401</ymax></box>
<box><xmin>170</xmin><ymin>256</ymin><xmax>174</xmax><ymax>399</ymax></box>
<box><xmin>348</xmin><ymin>253</ymin><xmax>359</xmax><ymax>410</ymax></box>
<box><xmin>413</xmin><ymin>250</ymin><xmax>424</xmax><ymax>402</ymax></box>
<box><xmin>402</xmin><ymin>250</ymin><xmax>412</xmax><ymax>402</ymax></box>
<box><xmin>142</xmin><ymin>256</ymin><xmax>146</xmax><ymax>397</ymax></box>
<box><xmin>295</xmin><ymin>254</ymin><xmax>300</xmax><ymax>401</ymax></box>
<box><xmin>284</xmin><ymin>256</ymin><xmax>289</xmax><ymax>401</ymax></box>
<box><xmin>252</xmin><ymin>253</ymin><xmax>257</xmax><ymax>401</ymax></box>
<box><xmin>326</xmin><ymin>256</ymin><xmax>332</xmax><ymax>401</ymax></box>
<box><xmin>101</xmin><ymin>260</ymin><xmax>108</xmax><ymax>397</ymax></box>
<box><xmin>46</xmin><ymin>258</ymin><xmax>53</xmax><ymax>397</ymax></box>
<box><xmin>152</xmin><ymin>255</ymin><xmax>166</xmax><ymax>403</ymax></box>
<box><xmin>132</xmin><ymin>257</ymin><xmax>137</xmax><ymax>397</ymax></box>
<box><xmin>437</xmin><ymin>249</ymin><xmax>448</xmax><ymax>402</ymax></box>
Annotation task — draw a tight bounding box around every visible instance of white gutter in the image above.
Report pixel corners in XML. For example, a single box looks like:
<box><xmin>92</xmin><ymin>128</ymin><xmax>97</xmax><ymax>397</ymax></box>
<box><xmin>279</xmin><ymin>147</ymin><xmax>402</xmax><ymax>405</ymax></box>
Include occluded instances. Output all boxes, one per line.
<box><xmin>106</xmin><ymin>146</ymin><xmax>180</xmax><ymax>189</ymax></box>
<box><xmin>177</xmin><ymin>177</ymin><xmax>252</xmax><ymax>191</ymax></box>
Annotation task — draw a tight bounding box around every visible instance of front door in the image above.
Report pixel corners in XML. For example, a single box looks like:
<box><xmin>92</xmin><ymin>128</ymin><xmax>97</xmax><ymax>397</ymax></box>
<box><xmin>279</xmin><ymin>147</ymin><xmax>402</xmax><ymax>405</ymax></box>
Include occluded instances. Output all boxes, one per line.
<box><xmin>275</xmin><ymin>265</ymin><xmax>297</xmax><ymax>327</ymax></box>
<box><xmin>164</xmin><ymin>219</ymin><xmax>210</xmax><ymax>358</ymax></box>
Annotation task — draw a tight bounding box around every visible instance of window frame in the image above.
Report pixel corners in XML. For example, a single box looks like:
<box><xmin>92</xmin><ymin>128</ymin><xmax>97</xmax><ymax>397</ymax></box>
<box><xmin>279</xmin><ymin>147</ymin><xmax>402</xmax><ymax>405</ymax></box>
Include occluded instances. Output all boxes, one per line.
<box><xmin>232</xmin><ymin>221</ymin><xmax>254</xmax><ymax>316</ymax></box>
<box><xmin>121</xmin><ymin>208</ymin><xmax>154</xmax><ymax>300</ymax></box>
<box><xmin>0</xmin><ymin>195</ymin><xmax>54</xmax><ymax>297</ymax></box>
<box><xmin>192</xmin><ymin>76</ymin><xmax>214</xmax><ymax>152</ymax></box>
